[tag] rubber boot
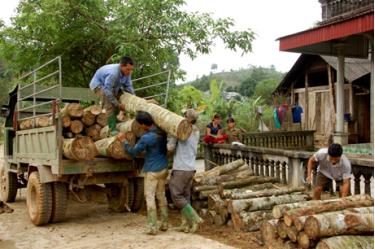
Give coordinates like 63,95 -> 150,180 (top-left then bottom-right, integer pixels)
181,204 -> 203,233
159,206 -> 168,231
176,210 -> 190,233
145,209 -> 157,235
108,114 -> 118,136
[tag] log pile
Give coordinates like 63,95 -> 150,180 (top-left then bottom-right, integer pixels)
192,160 -> 310,232
260,194 -> 374,249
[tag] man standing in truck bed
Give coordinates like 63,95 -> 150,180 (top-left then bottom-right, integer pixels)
89,56 -> 135,132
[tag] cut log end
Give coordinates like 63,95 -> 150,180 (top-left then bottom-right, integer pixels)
304,216 -> 320,240
96,113 -> 108,127
176,119 -> 193,141
277,220 -> 288,239
297,232 -> 311,249
70,120 -> 84,134
63,137 -> 98,161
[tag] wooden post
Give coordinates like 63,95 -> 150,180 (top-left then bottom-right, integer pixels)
327,65 -> 336,137
304,73 -> 309,130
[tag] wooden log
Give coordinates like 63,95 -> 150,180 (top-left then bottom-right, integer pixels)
19,116 -> 52,130
199,208 -> 208,217
219,176 -> 279,193
316,235 -> 374,249
304,213 -> 374,240
260,219 -> 279,246
200,168 -> 254,186
63,136 -> 97,161
84,105 -> 102,116
207,194 -> 223,211
61,115 -> 71,128
192,200 -> 208,210
194,159 -> 245,183
297,231 -> 312,249
100,125 -> 110,139
272,194 -> 373,220
193,185 -> 217,192
294,206 -> 374,232
82,109 -> 96,126
283,195 -> 374,226
117,119 -> 145,138
86,124 -> 102,141
277,219 -> 288,239
220,182 -> 274,198
199,189 -> 219,199
96,113 -> 107,127
70,120 -> 84,134
232,210 -> 273,232
228,193 -> 308,214
95,137 -> 132,160
61,103 -> 83,118
119,92 -> 192,140
285,225 -> 299,242
231,186 -> 305,200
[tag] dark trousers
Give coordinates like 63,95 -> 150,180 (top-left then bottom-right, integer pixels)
169,170 -> 195,209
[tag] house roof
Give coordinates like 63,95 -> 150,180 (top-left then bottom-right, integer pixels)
274,54 -> 371,93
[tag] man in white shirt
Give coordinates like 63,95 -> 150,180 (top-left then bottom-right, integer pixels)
306,143 -> 351,200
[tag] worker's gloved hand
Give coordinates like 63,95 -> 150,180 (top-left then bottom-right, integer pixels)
118,103 -> 126,111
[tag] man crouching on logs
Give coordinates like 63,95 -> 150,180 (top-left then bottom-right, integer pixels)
118,111 -> 169,235
167,109 -> 203,233
306,143 -> 351,200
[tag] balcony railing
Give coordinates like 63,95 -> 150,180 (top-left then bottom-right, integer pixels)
320,0 -> 374,22
203,144 -> 373,197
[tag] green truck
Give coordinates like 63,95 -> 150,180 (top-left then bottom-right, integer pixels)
0,57 -> 172,226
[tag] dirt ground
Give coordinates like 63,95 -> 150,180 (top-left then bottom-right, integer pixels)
0,145 -> 264,249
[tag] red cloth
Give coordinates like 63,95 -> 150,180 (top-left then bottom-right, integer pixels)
203,134 -> 228,144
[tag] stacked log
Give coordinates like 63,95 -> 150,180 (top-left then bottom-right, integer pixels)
259,195 -> 374,249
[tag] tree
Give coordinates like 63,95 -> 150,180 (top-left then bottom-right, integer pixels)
239,77 -> 256,97
254,78 -> 278,105
211,63 -> 218,72
0,0 -> 255,91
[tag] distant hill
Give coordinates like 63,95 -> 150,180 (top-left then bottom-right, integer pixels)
182,65 -> 285,94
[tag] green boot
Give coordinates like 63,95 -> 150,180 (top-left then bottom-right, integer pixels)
145,209 -> 157,235
159,206 -> 168,231
181,204 -> 203,233
108,114 -> 117,133
176,210 -> 190,233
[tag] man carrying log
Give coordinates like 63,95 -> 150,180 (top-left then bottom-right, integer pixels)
118,111 -> 168,235
167,109 -> 203,233
89,56 -> 134,133
306,143 -> 351,200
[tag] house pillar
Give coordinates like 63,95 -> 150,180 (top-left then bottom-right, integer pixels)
333,52 -> 348,145
371,42 -> 374,143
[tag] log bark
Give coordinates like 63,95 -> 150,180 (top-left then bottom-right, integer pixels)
297,232 -> 311,249
294,206 -> 374,232
220,183 -> 274,198
119,92 -> 192,140
228,193 -> 308,214
116,120 -> 145,138
304,213 -> 374,240
232,210 -> 273,232
200,168 -> 253,186
61,103 -> 83,118
82,110 -> 96,126
219,176 -> 278,192
100,125 -> 110,139
199,189 -> 219,199
194,159 -> 245,183
272,194 -> 373,220
96,113 -> 107,127
193,185 -> 217,192
70,120 -> 84,134
260,219 -> 279,246
86,124 -> 102,141
231,186 -> 305,200
61,115 -> 71,128
283,195 -> 374,226
63,136 -> 98,161
95,137 -> 132,160
277,219 -> 288,239
315,235 -> 374,249
192,200 -> 208,210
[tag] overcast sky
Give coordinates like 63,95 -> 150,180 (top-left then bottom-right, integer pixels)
0,1 -> 321,83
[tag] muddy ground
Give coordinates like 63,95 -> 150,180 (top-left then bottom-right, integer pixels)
0,145 -> 264,249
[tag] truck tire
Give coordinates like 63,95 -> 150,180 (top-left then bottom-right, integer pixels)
130,177 -> 144,212
106,180 -> 134,212
50,182 -> 68,223
26,171 -> 52,226
0,165 -> 18,202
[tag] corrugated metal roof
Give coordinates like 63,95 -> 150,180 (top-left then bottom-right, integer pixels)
321,55 -> 372,82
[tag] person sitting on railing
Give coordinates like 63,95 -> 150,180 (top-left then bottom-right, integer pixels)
89,56 -> 135,134
222,117 -> 243,144
306,143 -> 351,200
203,114 -> 227,144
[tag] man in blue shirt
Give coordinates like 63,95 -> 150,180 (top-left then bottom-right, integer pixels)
118,111 -> 168,235
90,56 -> 135,132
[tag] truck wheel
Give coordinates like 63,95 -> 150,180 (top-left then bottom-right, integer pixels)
106,180 -> 134,212
130,177 -> 144,212
0,165 -> 18,202
50,182 -> 68,223
26,171 -> 52,226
